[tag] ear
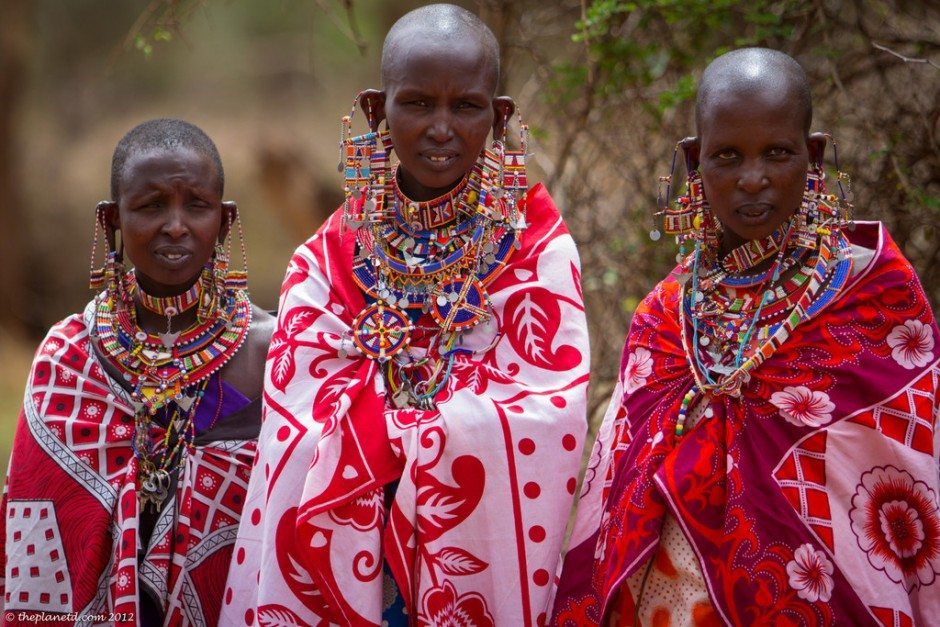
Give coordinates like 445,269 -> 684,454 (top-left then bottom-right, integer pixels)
807,132 -> 827,167
220,201 -> 237,243
99,200 -> 119,250
679,136 -> 700,172
492,96 -> 515,137
358,89 -> 386,132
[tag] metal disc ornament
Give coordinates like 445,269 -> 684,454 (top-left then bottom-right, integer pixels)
430,278 -> 488,331
351,302 -> 412,361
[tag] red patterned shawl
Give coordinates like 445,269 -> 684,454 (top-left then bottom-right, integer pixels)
552,223 -> 940,626
1,306 -> 257,626
222,184 -> 589,626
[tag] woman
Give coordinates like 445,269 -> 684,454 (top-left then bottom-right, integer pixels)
223,5 -> 589,626
1,119 -> 273,625
552,48 -> 939,626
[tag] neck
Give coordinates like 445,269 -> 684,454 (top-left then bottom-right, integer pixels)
393,167 -> 469,230
397,167 -> 466,203
128,270 -> 204,335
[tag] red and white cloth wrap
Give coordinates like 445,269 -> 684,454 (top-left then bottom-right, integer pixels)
222,183 -> 589,626
0,305 -> 257,626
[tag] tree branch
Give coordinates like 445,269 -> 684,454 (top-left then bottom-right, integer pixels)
872,42 -> 940,70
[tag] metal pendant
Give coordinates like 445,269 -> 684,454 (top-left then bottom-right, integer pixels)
140,468 -> 172,511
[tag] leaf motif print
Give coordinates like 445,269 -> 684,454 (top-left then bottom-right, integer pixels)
280,254 -> 310,297
571,260 -> 583,302
270,345 -> 296,393
504,287 -> 582,370
450,360 -> 514,394
257,604 -> 309,627
431,546 -> 489,576
283,306 -> 322,339
312,373 -> 353,422
269,306 -> 326,393
416,456 -> 485,543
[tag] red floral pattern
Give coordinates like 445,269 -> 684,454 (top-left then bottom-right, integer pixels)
223,185 -> 589,626
552,223 -> 940,626
418,580 -> 495,627
849,465 -> 940,590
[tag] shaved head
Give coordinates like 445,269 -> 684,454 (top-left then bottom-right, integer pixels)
381,3 -> 500,94
696,48 -> 812,136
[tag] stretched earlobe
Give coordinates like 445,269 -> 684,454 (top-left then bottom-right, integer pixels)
492,96 -> 515,137
98,200 -> 119,250
807,132 -> 828,168
679,137 -> 701,172
358,89 -> 387,132
220,201 -> 237,242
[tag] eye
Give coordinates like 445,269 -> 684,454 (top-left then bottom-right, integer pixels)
456,100 -> 482,110
767,147 -> 792,158
713,149 -> 738,161
407,99 -> 428,108
139,200 -> 163,210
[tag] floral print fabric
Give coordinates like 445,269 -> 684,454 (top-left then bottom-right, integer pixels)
222,184 -> 589,626
552,223 -> 940,626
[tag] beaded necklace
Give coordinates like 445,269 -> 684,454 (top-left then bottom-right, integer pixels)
675,230 -> 852,435
94,268 -> 251,509
345,153 -> 522,409
130,276 -> 200,316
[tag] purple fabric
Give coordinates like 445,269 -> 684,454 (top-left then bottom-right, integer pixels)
194,374 -> 250,434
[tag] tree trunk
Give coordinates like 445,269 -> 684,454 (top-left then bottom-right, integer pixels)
0,0 -> 31,335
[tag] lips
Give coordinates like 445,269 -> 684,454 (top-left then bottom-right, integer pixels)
420,150 -> 459,171
153,246 -> 193,266
734,202 -> 775,225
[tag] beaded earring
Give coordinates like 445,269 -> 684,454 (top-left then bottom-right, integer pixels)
792,136 -> 855,249
88,202 -> 109,291
196,208 -> 248,324
656,142 -> 719,240
224,207 -> 249,292
488,108 -> 529,239
89,202 -> 129,306
827,134 -> 855,229
656,142 -> 721,257
340,94 -> 393,229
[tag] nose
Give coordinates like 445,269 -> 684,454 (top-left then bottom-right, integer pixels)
426,108 -> 454,143
161,205 -> 188,238
736,159 -> 770,193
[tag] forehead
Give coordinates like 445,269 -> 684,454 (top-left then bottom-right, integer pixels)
119,146 -> 219,191
699,84 -> 805,143
383,36 -> 494,95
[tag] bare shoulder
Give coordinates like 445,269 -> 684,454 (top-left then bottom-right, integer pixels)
221,304 -> 276,399
248,304 -> 277,348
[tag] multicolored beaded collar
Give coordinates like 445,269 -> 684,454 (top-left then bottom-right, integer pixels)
94,269 -> 251,509
344,149 -> 521,408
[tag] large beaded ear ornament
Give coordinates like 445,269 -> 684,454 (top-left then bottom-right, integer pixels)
490,108 -> 529,240
340,93 -> 393,230
88,201 -> 129,306
653,140 -> 721,265
198,207 -> 250,325
89,201 -> 111,291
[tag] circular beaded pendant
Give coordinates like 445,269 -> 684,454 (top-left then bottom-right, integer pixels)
430,277 -> 489,331
351,302 -> 413,361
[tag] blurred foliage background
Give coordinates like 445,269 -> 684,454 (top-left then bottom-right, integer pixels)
0,0 -> 937,474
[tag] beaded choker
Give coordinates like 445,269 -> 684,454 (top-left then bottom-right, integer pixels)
392,167 -> 470,231
128,275 -> 201,317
